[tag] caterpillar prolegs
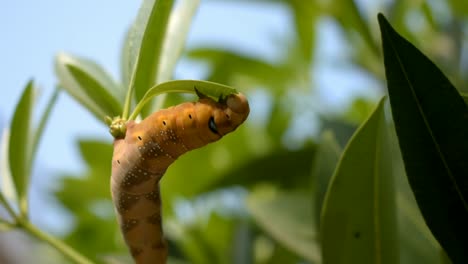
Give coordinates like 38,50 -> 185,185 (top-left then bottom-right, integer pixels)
111,93 -> 249,264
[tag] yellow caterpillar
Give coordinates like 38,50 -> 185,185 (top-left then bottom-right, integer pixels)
110,93 -> 249,263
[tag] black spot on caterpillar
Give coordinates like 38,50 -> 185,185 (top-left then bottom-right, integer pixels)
110,93 -> 249,264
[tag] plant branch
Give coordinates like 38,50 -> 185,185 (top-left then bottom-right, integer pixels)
19,219 -> 94,264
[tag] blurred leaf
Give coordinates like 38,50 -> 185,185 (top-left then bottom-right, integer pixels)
55,139 -> 121,260
169,213 -> 240,264
343,97 -> 378,124
66,64 -> 122,117
161,124 -> 255,211
125,0 -> 175,118
201,145 -> 315,192
55,53 -> 122,121
447,0 -> 468,16
327,0 -> 379,56
31,87 -> 60,163
1,129 -> 17,207
187,48 -> 293,93
8,80 -> 35,215
379,14 -> 468,263
130,79 -> 238,120
287,0 -> 317,61
56,140 -> 113,212
246,186 -> 320,263
0,220 -> 14,232
311,130 -> 341,227
321,98 -> 399,264
462,93 -> 468,104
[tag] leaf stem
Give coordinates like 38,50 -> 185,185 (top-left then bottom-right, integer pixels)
19,219 -> 94,264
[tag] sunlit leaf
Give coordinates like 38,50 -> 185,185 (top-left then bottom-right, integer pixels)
151,0 -> 201,111
124,0 -> 175,118
55,53 -> 123,121
31,88 -> 60,162
1,129 -> 17,206
321,97 -> 399,264
129,80 -> 238,120
8,80 -> 35,215
379,13 -> 468,263
246,186 -> 321,263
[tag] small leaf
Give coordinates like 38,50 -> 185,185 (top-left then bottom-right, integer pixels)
379,13 -> 468,263
129,80 -> 238,120
320,97 -> 399,264
66,64 -> 122,117
8,80 -> 35,215
55,53 -> 123,121
31,87 -> 60,165
246,186 -> 320,263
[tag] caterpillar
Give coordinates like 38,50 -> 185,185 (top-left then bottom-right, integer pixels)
110,92 -> 249,264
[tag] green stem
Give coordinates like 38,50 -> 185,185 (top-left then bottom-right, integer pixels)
19,219 -> 94,264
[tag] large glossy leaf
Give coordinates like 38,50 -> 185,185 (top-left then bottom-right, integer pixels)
389,126 -> 446,264
320,98 -> 399,264
246,186 -> 321,263
8,80 -> 35,215
379,14 -> 468,263
55,53 -> 123,121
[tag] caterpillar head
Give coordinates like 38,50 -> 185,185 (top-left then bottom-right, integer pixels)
171,92 -> 250,147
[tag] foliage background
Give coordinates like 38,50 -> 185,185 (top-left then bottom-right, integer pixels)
1,0 -> 468,263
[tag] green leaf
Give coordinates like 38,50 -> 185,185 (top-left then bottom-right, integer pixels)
151,0 -> 201,111
328,0 -> 379,56
129,80 -> 238,120
246,186 -> 321,263
200,145 -> 315,192
1,129 -> 18,208
157,0 -> 200,83
123,0 -> 175,119
187,48 -> 293,93
320,97 -> 399,264
8,80 -> 35,215
31,87 -> 60,164
378,13 -> 468,263
390,127 -> 445,264
169,213 -> 240,264
287,0 -> 317,61
462,93 -> 468,105
55,53 -> 123,121
54,139 -> 121,260
311,130 -> 341,227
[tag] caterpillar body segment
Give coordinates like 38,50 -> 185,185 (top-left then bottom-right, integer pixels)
110,93 -> 249,263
